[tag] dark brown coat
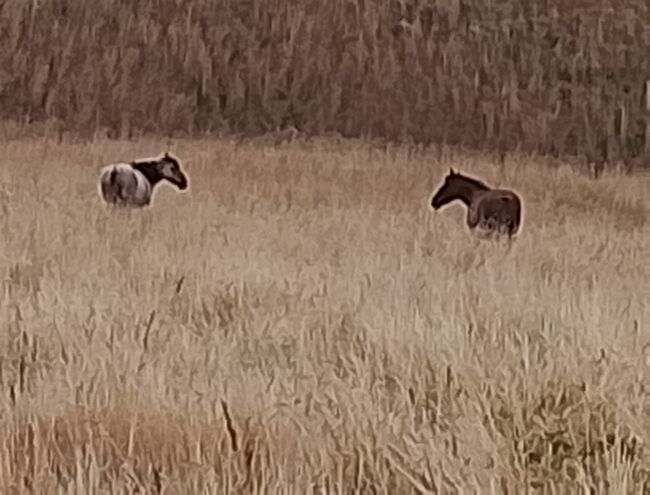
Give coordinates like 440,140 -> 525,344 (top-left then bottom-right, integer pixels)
430,169 -> 522,238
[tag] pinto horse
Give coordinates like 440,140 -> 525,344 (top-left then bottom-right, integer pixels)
99,152 -> 188,208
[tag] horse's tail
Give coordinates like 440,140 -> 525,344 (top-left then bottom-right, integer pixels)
109,168 -> 119,186
509,194 -> 523,236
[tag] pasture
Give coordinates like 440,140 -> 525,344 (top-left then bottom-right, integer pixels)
0,137 -> 648,492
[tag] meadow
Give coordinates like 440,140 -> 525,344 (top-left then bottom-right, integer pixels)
0,136 -> 647,492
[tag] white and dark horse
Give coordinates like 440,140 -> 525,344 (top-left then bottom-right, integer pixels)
99,152 -> 188,208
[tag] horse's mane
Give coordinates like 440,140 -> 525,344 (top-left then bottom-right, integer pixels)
130,154 -> 165,167
454,172 -> 491,191
130,152 -> 180,168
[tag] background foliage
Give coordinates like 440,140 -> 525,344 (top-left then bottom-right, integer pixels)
0,0 -> 649,165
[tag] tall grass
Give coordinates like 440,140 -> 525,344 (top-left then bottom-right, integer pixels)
0,0 -> 648,166
0,137 -> 647,492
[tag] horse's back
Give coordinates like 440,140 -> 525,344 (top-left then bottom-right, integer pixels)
485,189 -> 520,203
480,190 -> 520,210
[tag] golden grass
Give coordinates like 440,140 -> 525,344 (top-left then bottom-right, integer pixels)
0,136 -> 648,493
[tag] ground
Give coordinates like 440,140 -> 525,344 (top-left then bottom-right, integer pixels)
0,136 -> 648,492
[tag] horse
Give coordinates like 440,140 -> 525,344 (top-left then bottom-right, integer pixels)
430,168 -> 522,238
98,152 -> 188,208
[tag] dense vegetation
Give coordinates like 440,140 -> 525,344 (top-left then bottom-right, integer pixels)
0,0 -> 648,165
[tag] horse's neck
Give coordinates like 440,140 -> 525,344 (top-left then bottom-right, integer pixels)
132,161 -> 163,186
457,180 -> 488,206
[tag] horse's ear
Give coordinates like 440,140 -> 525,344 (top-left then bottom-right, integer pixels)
449,167 -> 456,175
164,151 -> 171,159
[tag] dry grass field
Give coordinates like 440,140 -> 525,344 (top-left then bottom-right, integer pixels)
0,136 -> 648,493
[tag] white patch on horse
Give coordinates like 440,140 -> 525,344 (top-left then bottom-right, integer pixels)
99,163 -> 152,207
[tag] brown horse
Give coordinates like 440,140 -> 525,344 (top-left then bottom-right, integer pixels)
430,168 -> 522,238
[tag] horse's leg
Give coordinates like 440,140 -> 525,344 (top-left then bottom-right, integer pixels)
481,222 -> 496,241
486,215 -> 502,240
500,217 -> 517,252
507,216 -> 520,238
467,214 -> 478,230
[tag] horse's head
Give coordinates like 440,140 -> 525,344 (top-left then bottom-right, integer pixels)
159,152 -> 188,190
430,168 -> 463,210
